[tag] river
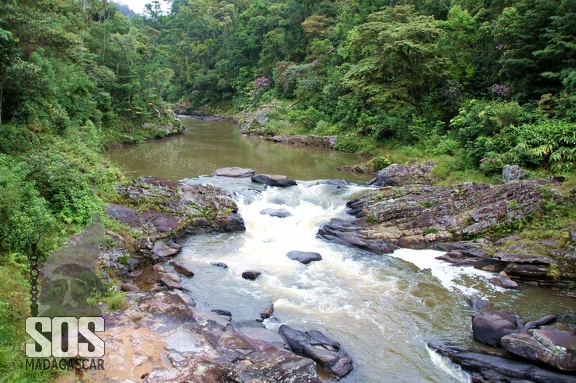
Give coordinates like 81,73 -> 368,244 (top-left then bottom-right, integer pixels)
107,117 -> 575,383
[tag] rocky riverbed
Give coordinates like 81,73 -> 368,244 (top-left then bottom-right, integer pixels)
99,162 -> 576,382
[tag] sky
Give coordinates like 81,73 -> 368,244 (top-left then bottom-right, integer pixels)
115,0 -> 171,14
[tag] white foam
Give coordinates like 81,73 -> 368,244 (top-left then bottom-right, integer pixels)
389,248 -> 504,297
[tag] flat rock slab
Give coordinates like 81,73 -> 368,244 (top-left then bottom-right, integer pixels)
286,251 -> 323,265
494,253 -> 555,264
170,260 -> 195,277
251,174 -> 297,187
213,167 -> 255,177
429,341 -> 576,383
164,329 -> 202,353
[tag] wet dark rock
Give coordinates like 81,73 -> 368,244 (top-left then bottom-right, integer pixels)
121,282 -> 140,292
428,340 -> 576,383
524,315 -> 558,331
213,167 -> 255,178
138,291 -> 195,322
279,324 -> 354,379
502,328 -> 576,372
242,270 -> 262,280
211,309 -> 232,317
260,303 -> 274,320
169,260 -> 194,277
472,310 -> 522,347
474,258 -> 507,272
468,297 -> 491,311
211,262 -> 229,269
286,251 -> 323,265
502,164 -> 528,183
223,213 -> 246,232
251,174 -> 297,187
260,208 -> 292,218
490,275 -> 519,289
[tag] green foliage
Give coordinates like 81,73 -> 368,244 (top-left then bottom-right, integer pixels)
0,254 -> 53,382
334,133 -> 361,153
511,119 -> 576,172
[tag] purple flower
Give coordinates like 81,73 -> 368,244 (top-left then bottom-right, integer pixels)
491,84 -> 511,98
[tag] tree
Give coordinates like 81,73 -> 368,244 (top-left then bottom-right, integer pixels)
342,5 -> 449,113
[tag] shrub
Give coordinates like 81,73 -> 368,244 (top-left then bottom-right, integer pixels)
511,119 -> 576,172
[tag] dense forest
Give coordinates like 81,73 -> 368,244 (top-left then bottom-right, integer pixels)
0,0 -> 575,380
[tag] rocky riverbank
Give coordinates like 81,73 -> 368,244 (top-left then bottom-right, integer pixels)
100,163 -> 575,382
318,163 -> 576,289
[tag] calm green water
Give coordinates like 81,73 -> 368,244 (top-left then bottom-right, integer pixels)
107,117 -> 371,182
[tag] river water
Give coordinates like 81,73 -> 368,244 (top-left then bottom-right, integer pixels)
108,117 -> 575,383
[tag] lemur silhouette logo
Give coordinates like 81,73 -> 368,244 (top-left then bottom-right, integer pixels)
26,218 -> 106,362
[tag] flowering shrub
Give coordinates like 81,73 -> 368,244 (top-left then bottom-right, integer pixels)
253,76 -> 270,95
491,83 -> 511,99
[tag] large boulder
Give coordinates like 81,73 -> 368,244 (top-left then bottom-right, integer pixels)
502,164 -> 527,183
286,251 -> 323,265
213,167 -> 255,178
279,324 -> 353,379
502,328 -> 576,372
251,174 -> 297,187
472,310 -> 522,346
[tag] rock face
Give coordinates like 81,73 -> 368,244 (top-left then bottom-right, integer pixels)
279,325 -> 354,379
502,328 -> 576,372
286,251 -> 323,265
82,291 -> 323,383
251,174 -> 297,187
319,179 -> 561,257
472,310 -> 522,346
104,176 -> 245,272
502,164 -> 527,183
213,167 -> 255,178
429,341 -> 576,383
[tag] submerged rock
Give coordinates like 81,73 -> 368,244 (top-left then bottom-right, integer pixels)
286,251 -> 323,265
242,270 -> 262,280
279,324 -> 354,379
251,174 -> 297,187
261,208 -> 292,218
